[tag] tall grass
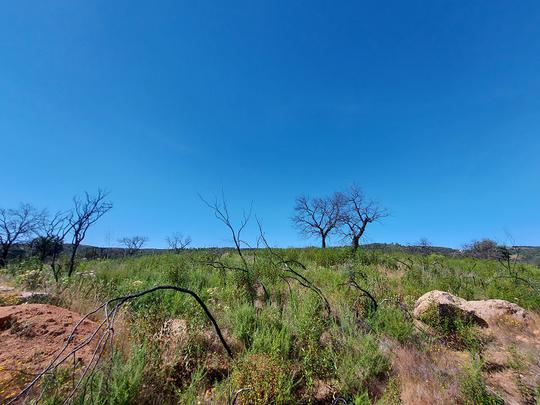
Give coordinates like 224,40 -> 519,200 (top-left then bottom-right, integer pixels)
15,247 -> 539,403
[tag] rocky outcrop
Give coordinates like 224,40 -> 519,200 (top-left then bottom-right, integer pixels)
413,290 -> 527,328
413,291 -> 540,405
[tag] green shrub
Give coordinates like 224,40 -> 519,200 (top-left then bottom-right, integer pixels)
369,304 -> 414,343
336,334 -> 389,399
460,356 -> 503,405
176,367 -> 206,403
40,345 -> 146,405
418,303 -> 484,352
250,306 -> 292,359
230,303 -> 257,347
29,247 -> 540,403
231,354 -> 294,404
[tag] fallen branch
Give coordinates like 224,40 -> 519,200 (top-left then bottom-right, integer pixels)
348,276 -> 378,313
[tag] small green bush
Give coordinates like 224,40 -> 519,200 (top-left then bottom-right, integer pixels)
369,304 -> 414,343
231,354 -> 294,404
419,304 -> 484,351
460,356 -> 503,405
230,303 -> 257,347
336,334 -> 389,399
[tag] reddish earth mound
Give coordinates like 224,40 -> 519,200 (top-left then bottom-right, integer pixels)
0,303 -> 99,402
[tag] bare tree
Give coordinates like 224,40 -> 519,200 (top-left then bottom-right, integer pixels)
338,185 -> 387,251
0,204 -> 42,267
118,235 -> 148,256
200,194 -> 261,302
33,211 -> 73,281
417,238 -> 432,254
67,190 -> 113,276
292,193 -> 343,248
200,194 -> 252,270
166,233 -> 192,253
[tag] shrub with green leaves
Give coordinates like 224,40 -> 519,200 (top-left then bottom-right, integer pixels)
418,303 -> 484,351
12,245 -> 538,404
231,354 -> 294,404
335,334 -> 389,399
369,304 -> 414,343
460,356 -> 503,405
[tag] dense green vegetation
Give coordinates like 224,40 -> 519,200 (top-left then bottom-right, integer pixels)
4,247 -> 539,404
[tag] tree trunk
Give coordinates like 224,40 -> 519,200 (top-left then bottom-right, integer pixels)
351,236 -> 360,251
321,236 -> 327,248
68,245 -> 78,277
0,245 -> 10,267
51,252 -> 59,282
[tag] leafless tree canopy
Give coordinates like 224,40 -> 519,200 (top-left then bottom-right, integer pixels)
292,193 -> 343,248
67,190 -> 113,276
338,185 -> 388,250
292,185 -> 387,250
200,193 -> 252,259
166,233 -> 192,253
118,235 -> 148,256
33,211 -> 73,279
0,204 -> 43,267
200,193 -> 260,302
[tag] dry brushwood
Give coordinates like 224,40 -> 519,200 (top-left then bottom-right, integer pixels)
256,219 -> 332,316
9,285 -> 232,405
199,194 -> 332,317
199,194 -> 267,301
346,274 -> 378,313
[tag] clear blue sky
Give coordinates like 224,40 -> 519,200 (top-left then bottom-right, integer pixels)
1,1 -> 539,248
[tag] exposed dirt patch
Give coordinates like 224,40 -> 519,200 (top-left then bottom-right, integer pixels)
0,304 -> 99,403
391,344 -> 463,404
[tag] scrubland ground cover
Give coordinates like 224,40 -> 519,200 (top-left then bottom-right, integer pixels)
2,247 -> 540,404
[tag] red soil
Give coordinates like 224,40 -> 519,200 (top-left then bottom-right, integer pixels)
0,303 -> 99,403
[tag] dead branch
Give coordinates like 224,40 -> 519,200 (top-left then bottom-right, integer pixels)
166,233 -> 192,253
256,219 -> 332,316
348,276 -> 378,312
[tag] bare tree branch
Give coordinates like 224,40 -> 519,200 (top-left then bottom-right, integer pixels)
256,218 -> 332,316
9,285 -> 232,404
166,233 -> 192,253
292,193 -> 343,248
66,190 -> 112,276
118,235 -> 148,256
199,193 -> 252,272
0,203 -> 43,267
338,184 -> 387,251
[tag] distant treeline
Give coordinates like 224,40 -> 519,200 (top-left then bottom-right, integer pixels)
6,241 -> 540,266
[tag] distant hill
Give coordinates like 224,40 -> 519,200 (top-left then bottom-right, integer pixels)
74,243 -> 540,266
360,243 -> 540,266
5,242 -> 540,266
514,246 -> 540,266
360,243 -> 459,256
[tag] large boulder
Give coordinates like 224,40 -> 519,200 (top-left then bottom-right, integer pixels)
413,290 -> 527,328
